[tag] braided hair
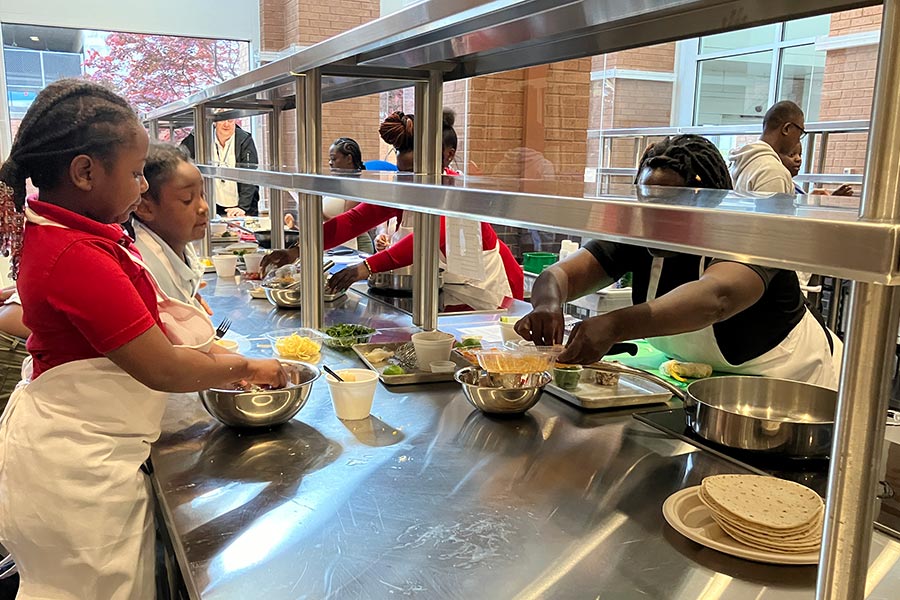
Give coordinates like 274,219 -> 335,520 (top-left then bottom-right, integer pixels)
635,134 -> 732,190
0,78 -> 141,209
331,137 -> 365,170
0,78 -> 141,277
378,111 -> 415,153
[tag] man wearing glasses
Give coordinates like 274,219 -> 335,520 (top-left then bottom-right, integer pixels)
729,100 -> 805,194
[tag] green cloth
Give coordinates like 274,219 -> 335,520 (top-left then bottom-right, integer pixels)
614,340 -> 735,389
614,340 -> 688,388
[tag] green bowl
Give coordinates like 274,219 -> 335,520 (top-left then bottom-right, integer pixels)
523,252 -> 559,274
553,366 -> 582,390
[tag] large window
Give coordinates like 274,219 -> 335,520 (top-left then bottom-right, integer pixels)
690,16 -> 829,125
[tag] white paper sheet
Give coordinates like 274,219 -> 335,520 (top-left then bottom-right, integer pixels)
444,217 -> 485,281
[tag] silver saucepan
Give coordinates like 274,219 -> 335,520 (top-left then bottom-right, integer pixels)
585,363 -> 850,459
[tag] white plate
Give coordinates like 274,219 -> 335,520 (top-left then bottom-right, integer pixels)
662,486 -> 819,565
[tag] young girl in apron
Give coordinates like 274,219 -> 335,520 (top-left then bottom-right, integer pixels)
0,79 -> 287,599
517,134 -> 840,389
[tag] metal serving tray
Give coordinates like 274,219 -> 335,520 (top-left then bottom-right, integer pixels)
352,341 -> 473,385
546,373 -> 673,410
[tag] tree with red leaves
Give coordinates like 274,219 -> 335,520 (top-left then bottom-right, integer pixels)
82,32 -> 247,115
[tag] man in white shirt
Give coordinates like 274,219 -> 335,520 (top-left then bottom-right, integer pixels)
181,119 -> 260,216
728,101 -> 805,194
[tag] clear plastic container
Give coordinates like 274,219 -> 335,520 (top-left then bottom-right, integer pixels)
264,328 -> 325,359
471,342 -> 563,373
319,324 -> 377,349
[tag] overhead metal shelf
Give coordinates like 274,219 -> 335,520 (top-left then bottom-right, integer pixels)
197,165 -> 900,284
143,0 -> 878,122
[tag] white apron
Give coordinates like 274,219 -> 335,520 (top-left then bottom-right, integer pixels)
385,214 -> 512,310
440,240 -> 511,310
644,256 -> 842,390
0,209 -> 215,599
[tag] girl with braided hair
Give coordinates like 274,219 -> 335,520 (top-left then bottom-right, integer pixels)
517,134 -> 841,389
0,79 -> 287,598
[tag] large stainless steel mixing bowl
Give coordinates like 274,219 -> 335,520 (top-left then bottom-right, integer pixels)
454,366 -> 551,415
263,284 -> 303,309
199,361 -> 320,428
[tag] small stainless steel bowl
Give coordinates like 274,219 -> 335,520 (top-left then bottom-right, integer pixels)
454,366 -> 550,415
199,361 -> 320,428
263,285 -> 303,309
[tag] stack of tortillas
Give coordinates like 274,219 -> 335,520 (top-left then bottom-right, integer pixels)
699,474 -> 824,554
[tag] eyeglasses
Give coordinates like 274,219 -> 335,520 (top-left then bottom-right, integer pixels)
788,122 -> 807,139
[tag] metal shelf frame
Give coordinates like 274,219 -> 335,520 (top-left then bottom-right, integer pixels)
144,1 -> 899,598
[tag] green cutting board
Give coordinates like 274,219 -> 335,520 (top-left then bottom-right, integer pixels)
614,340 -> 688,388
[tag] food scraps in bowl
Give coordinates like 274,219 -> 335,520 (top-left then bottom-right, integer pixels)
321,323 -> 376,348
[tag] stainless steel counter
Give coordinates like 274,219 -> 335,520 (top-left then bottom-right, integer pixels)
151,275 -> 900,599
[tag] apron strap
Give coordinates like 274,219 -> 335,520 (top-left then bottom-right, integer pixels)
804,298 -> 835,355
647,256 -> 664,301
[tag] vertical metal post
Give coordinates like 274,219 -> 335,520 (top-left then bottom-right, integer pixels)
193,105 -> 213,257
801,133 -> 816,194
268,105 -> 285,250
817,1 -> 900,598
297,69 -> 324,330
815,132 -> 830,198
411,71 -> 442,330
148,120 -> 159,142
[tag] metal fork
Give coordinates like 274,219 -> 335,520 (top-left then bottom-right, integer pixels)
215,318 -> 232,339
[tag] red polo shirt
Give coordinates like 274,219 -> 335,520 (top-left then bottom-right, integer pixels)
18,200 -> 161,379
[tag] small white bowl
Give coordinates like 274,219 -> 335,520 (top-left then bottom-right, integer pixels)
429,360 -> 457,374
214,338 -> 239,352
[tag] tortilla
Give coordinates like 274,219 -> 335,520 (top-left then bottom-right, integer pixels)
700,475 -> 823,530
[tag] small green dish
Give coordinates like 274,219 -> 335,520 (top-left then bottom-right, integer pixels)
553,365 -> 582,390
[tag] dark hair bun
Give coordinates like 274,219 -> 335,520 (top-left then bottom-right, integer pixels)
379,111 -> 415,152
442,108 -> 456,129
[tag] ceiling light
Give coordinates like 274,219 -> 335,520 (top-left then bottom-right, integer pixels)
29,36 -> 39,42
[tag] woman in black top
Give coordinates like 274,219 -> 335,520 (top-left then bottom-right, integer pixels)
516,134 -> 841,388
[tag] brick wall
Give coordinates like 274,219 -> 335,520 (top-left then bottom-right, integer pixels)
587,43 -> 677,184
259,0 -> 382,171
817,6 -> 881,196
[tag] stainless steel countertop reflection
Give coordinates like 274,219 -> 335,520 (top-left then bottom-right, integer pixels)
151,275 -> 900,599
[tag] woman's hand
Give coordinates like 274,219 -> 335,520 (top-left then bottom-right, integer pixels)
515,305 -> 565,346
225,207 -> 246,218
831,184 -> 854,197
374,233 -> 392,252
245,358 -> 289,388
327,262 -> 370,292
556,315 -> 618,364
260,247 -> 300,272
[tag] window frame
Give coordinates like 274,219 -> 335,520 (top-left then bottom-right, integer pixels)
673,21 -> 825,126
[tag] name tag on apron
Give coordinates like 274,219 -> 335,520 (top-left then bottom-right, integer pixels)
444,217 -> 485,281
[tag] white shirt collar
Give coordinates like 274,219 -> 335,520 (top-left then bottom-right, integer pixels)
132,220 -> 204,307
